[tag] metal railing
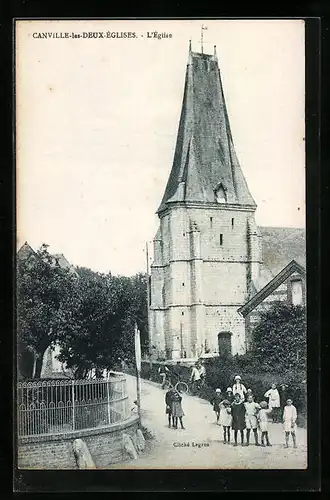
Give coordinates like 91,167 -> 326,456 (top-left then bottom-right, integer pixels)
17,376 -> 131,438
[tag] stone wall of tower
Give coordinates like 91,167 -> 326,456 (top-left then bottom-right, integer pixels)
186,205 -> 259,356
247,216 -> 262,287
204,306 -> 246,354
149,209 -> 192,358
149,203 -> 261,359
166,207 -> 193,358
149,220 -> 166,354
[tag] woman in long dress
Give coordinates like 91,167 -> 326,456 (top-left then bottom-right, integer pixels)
232,375 -> 247,401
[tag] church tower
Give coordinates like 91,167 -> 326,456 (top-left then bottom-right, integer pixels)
149,43 -> 262,360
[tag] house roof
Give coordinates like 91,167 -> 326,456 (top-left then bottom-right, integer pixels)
157,48 -> 256,214
17,243 -> 79,277
238,259 -> 306,318
51,253 -> 80,277
17,242 -> 37,261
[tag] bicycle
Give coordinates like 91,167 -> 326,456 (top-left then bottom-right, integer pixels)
164,376 -> 189,394
175,380 -> 189,394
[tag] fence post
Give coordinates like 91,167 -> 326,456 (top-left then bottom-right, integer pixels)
71,380 -> 75,431
106,380 -> 111,425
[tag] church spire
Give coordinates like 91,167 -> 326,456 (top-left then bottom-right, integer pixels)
188,39 -> 192,64
157,45 -> 256,214
213,45 -> 218,61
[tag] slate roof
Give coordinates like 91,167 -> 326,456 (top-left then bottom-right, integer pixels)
157,49 -> 256,213
17,243 -> 79,277
51,253 -> 80,277
255,226 -> 306,291
17,242 -> 37,262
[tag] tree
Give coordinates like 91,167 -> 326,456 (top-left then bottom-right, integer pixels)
250,302 -> 307,372
55,270 -> 148,377
17,244 -> 78,378
18,244 -> 150,379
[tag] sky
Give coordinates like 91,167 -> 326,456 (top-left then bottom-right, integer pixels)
16,19 -> 305,276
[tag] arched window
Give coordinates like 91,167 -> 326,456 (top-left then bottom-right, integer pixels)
215,184 -> 227,203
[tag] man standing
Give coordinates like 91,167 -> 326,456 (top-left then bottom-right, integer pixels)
190,363 -> 201,394
171,361 -> 182,386
199,362 -> 206,384
158,365 -> 169,389
279,384 -> 288,412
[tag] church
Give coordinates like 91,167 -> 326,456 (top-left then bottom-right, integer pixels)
148,42 -> 305,361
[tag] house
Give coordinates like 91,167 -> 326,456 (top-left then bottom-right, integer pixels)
238,259 -> 306,350
49,253 -> 80,278
17,242 -> 78,378
17,241 -> 38,267
17,242 -> 79,277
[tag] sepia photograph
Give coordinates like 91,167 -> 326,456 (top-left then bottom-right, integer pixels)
15,19 -> 307,473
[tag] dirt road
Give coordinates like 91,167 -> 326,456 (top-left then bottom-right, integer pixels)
114,374 -> 307,470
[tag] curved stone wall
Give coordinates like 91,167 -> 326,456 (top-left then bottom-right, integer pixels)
17,414 -> 139,469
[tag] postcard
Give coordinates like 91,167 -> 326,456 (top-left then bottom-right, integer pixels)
15,19 -> 309,476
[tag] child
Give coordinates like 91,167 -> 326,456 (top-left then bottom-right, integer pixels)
231,392 -> 246,446
245,388 -> 253,401
219,399 -> 232,444
258,401 -> 272,446
244,394 -> 261,446
264,383 -> 281,423
165,387 -> 175,428
171,389 -> 185,429
210,388 -> 223,424
283,398 -> 297,448
225,387 -> 234,404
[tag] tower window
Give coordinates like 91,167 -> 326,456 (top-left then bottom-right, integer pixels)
220,234 -> 223,246
215,184 -> 227,203
181,311 -> 184,316
182,282 -> 185,287
210,217 -> 213,229
231,218 -> 234,228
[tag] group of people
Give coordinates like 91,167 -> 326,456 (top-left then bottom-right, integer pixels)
210,376 -> 298,448
160,366 -> 298,449
158,361 -> 206,391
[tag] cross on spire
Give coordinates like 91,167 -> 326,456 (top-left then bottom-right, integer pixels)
200,24 -> 208,54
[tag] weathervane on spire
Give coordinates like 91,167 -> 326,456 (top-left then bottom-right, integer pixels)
200,24 -> 208,54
